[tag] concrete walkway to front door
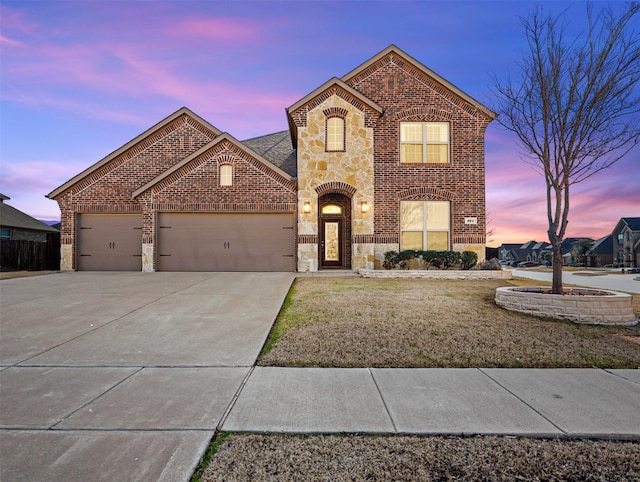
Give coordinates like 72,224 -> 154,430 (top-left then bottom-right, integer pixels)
0,271 -> 295,482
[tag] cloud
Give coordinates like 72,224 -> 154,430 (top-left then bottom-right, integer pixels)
1,160 -> 78,194
168,17 -> 267,42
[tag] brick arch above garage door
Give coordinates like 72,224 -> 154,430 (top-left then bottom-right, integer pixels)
156,212 -> 295,272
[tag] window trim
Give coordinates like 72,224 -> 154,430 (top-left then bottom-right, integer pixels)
400,201 -> 450,251
400,121 -> 450,164
325,116 -> 346,152
219,164 -> 233,186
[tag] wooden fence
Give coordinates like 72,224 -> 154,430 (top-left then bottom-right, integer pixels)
0,234 -> 60,271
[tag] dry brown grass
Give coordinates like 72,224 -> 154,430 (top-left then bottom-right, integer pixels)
258,278 -> 640,368
200,434 -> 640,481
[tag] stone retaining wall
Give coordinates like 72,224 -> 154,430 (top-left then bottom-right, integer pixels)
495,286 -> 638,326
359,269 -> 512,280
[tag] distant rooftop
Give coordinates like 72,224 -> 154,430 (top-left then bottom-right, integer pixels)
0,195 -> 59,232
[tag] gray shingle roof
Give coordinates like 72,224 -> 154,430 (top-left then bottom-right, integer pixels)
242,131 -> 297,178
587,234 -> 612,255
0,202 -> 59,232
621,217 -> 640,231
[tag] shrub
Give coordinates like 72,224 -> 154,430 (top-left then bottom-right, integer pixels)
383,249 -> 467,270
430,258 -> 444,269
383,251 -> 399,269
461,251 -> 478,270
438,250 -> 461,268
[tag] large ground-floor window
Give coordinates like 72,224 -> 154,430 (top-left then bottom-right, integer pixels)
401,201 -> 450,250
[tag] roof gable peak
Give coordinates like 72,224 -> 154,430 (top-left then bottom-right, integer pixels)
286,77 -> 382,148
47,107 -> 222,200
342,44 -> 496,120
132,132 -> 295,199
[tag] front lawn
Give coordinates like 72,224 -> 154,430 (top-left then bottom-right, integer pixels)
199,434 -> 640,482
258,277 -> 640,368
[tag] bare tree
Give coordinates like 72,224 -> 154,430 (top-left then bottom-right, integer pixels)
493,2 -> 640,293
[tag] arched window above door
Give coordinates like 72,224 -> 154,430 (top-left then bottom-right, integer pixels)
321,204 -> 342,215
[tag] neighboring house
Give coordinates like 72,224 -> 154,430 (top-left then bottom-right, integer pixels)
585,235 -> 613,267
498,243 -> 524,263
498,241 -> 551,264
612,217 -> 640,268
558,237 -> 587,266
47,45 -> 496,272
0,194 -> 60,270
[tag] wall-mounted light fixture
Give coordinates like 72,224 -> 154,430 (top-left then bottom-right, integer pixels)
360,201 -> 369,213
303,201 -> 311,214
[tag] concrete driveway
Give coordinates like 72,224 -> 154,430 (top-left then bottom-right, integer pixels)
0,272 -> 294,482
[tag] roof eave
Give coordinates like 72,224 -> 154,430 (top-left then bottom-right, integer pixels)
341,44 -> 497,120
47,107 -> 222,200
286,77 -> 383,118
132,133 -> 295,199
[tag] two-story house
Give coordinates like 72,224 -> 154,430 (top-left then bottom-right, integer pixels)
612,217 -> 640,268
47,45 -> 496,272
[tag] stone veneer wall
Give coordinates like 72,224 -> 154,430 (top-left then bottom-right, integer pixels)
360,269 -> 512,279
495,286 -> 637,325
296,94 -> 375,271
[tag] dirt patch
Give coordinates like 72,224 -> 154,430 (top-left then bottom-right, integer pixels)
200,434 -> 640,481
259,278 -> 640,368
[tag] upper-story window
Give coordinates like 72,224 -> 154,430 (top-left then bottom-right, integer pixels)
326,117 -> 345,152
617,233 -> 624,245
400,122 -> 449,163
220,164 -> 233,186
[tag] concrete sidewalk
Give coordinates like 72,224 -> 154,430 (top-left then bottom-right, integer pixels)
223,367 -> 640,439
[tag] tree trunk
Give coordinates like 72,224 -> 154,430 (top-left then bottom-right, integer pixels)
551,240 -> 563,293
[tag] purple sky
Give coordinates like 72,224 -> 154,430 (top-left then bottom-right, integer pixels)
1,1 -> 638,245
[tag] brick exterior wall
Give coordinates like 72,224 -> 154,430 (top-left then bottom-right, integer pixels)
135,139 -> 297,271
344,53 -> 493,260
50,48 -> 494,272
54,115 -> 217,269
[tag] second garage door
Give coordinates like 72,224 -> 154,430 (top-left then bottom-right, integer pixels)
157,212 -> 295,272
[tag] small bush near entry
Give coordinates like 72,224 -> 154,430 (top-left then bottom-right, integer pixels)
461,250 -> 478,270
383,250 -> 478,270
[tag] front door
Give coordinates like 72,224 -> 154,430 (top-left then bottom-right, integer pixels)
320,218 -> 343,267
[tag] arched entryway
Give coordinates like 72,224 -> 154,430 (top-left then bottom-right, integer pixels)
318,193 -> 352,269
